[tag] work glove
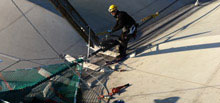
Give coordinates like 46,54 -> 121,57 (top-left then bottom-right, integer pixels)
107,29 -> 112,33
152,12 -> 159,18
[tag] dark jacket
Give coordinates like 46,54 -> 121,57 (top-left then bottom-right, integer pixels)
112,11 -> 136,33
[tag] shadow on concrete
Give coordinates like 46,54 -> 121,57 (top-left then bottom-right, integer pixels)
133,1 -> 220,56
137,41 -> 220,57
159,1 -> 220,41
118,83 -> 220,99
28,0 -> 61,16
135,31 -> 211,56
154,97 -> 180,103
130,0 -> 219,50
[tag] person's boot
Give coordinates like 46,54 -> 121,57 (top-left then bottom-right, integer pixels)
116,54 -> 127,62
133,34 -> 136,40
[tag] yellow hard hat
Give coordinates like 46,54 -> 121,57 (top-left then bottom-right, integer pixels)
108,5 -> 117,12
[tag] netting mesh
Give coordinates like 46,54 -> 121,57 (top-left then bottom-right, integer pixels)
0,60 -> 82,103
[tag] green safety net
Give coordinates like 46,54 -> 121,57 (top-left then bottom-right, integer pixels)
0,59 -> 83,103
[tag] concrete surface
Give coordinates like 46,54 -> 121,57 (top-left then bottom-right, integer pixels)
0,0 -> 208,71
106,0 -> 220,103
0,0 -> 88,71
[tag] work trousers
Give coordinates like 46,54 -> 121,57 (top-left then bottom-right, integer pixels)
118,33 -> 128,58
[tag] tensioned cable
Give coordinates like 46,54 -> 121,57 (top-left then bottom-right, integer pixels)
11,0 -> 108,91
139,2 -> 220,51
114,2 -> 220,99
0,52 -> 60,62
11,1 -> 109,102
138,0 -> 179,27
67,1 -> 220,102
50,1 -> 110,100
4,0 -> 63,72
63,39 -> 83,52
11,0 -> 61,57
130,0 -> 160,16
61,60 -> 108,103
0,6 -> 35,34
0,52 -> 60,72
0,51 -> 60,63
129,1 -> 220,52
0,60 -> 20,72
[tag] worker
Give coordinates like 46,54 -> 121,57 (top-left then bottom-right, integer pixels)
107,4 -> 137,60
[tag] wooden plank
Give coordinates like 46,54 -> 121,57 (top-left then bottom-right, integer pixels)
90,46 -> 119,58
